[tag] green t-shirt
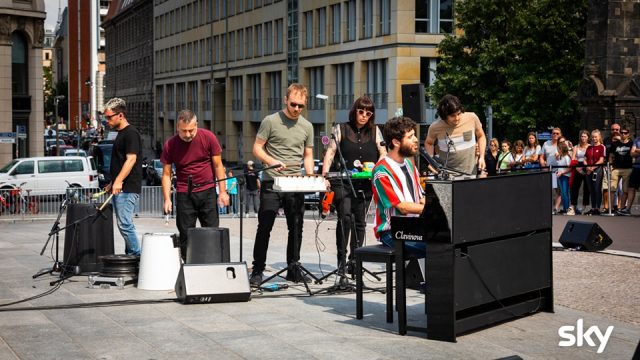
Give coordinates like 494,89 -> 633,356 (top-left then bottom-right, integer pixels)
257,111 -> 314,180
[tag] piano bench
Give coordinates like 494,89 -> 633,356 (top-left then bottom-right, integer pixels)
355,244 -> 395,323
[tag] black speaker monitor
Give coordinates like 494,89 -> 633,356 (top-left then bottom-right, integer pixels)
186,227 -> 230,264
401,83 -> 426,124
175,263 -> 251,304
63,203 -> 115,274
559,221 -> 612,251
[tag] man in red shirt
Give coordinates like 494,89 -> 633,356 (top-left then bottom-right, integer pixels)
161,110 -> 229,260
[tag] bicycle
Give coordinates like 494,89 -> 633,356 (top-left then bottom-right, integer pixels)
2,182 -> 39,215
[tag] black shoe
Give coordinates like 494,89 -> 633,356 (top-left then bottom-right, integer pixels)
345,261 -> 355,276
249,272 -> 263,287
285,267 -> 311,283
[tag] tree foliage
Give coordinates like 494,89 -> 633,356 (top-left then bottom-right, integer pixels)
429,0 -> 588,141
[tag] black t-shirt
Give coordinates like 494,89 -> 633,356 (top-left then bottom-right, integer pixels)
245,170 -> 259,191
609,139 -> 633,168
110,125 -> 143,193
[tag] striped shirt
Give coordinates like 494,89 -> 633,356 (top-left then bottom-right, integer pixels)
372,156 -> 423,238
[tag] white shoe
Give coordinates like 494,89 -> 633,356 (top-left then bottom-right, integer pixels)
566,207 -> 575,216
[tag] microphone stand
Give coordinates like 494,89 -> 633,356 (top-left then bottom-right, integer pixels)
33,198 -> 69,279
420,147 -> 471,180
217,164 -> 278,262
313,131 -> 381,294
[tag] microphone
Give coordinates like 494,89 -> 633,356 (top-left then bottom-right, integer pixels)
419,147 -> 442,171
445,132 -> 456,151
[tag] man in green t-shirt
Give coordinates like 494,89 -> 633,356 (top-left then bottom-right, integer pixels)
249,83 -> 315,287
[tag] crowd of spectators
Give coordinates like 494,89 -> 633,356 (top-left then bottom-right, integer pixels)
484,125 -> 639,216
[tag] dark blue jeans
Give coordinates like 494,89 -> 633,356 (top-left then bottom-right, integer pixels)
252,181 -> 305,273
176,187 -> 219,260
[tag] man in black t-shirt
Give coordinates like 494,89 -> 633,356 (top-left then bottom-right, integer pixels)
244,160 -> 261,215
104,98 -> 142,256
609,127 -> 633,214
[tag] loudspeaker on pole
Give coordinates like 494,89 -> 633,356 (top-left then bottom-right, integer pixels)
175,262 -> 251,304
401,83 -> 426,124
559,221 -> 612,251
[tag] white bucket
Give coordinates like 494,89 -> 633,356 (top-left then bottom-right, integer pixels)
137,233 -> 182,290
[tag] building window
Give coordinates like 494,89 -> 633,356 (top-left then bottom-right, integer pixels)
267,71 -> 282,110
232,76 -> 243,111
246,27 -> 253,58
221,33 -> 227,62
416,0 -> 454,34
167,84 -> 175,111
275,18 -> 284,53
228,31 -> 235,61
287,0 -> 299,84
156,85 -> 164,113
188,81 -> 198,111
308,67 -> 325,110
317,7 -> 326,46
361,0 -> 373,39
344,0 -> 355,41
379,0 -> 391,35
334,63 -> 354,110
177,83 -> 186,110
12,32 -> 28,95
265,21 -> 273,55
255,24 -> 263,56
237,29 -> 244,60
202,80 -> 211,111
248,74 -> 261,111
366,59 -> 387,108
330,4 -> 340,44
303,11 -> 313,49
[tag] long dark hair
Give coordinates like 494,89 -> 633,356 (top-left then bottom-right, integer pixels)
348,96 -> 376,129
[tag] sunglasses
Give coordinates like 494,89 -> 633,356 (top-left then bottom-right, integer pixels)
552,132 -> 560,135
621,131 -> 629,134
104,113 -> 120,120
357,109 -> 373,118
289,102 -> 305,109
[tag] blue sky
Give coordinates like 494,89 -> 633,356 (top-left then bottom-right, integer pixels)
45,0 -> 68,31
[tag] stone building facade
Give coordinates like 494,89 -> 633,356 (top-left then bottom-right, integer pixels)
103,0 -> 154,157
0,0 -> 45,163
578,0 -> 640,136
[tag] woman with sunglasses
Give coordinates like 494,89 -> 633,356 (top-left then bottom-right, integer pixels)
609,127 -> 634,215
484,138 -> 500,176
322,96 -> 387,278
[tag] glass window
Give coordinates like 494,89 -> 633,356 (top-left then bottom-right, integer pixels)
379,0 -> 391,35
317,7 -> 326,46
331,4 -> 341,44
15,161 -> 35,175
304,11 -> 313,48
11,32 -> 28,95
275,18 -> 284,53
361,0 -> 373,39
345,0 -> 355,41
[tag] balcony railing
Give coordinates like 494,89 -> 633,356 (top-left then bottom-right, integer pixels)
268,97 -> 282,111
231,99 -> 243,111
248,98 -> 261,111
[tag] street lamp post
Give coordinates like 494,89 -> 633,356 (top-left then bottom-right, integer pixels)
54,95 -> 65,156
316,94 -> 330,137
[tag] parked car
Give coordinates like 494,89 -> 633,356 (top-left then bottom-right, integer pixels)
62,148 -> 87,157
0,156 -> 99,196
93,143 -> 113,187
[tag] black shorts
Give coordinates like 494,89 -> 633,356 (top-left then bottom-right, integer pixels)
629,168 -> 640,189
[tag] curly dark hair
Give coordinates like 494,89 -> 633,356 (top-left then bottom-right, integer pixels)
347,96 -> 376,129
436,94 -> 465,120
382,117 -> 416,150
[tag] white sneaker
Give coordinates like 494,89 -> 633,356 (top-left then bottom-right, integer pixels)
566,207 -> 575,216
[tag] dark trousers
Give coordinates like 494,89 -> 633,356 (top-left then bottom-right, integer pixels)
570,171 -> 590,208
331,179 -> 371,266
585,168 -> 604,209
176,187 -> 219,260
252,181 -> 305,274
245,189 -> 260,213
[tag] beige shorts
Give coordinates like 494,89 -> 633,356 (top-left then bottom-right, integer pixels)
610,168 -> 632,192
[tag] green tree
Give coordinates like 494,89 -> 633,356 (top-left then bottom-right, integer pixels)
430,0 -> 588,141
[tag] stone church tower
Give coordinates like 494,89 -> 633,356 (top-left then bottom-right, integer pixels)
578,0 -> 640,135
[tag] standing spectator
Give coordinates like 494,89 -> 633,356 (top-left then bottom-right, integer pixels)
610,128 -> 633,214
621,133 -> 640,216
161,110 -> 229,260
226,169 -> 238,214
603,123 -> 622,211
497,139 -> 514,173
244,160 -> 261,216
569,130 -> 591,215
540,128 -> 562,207
523,132 -> 541,168
555,142 -> 572,214
510,139 -> 526,170
249,83 -> 315,287
584,130 -> 606,215
484,138 -> 500,176
103,98 -> 142,256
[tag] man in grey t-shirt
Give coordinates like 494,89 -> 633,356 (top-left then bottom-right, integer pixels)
249,83 -> 315,287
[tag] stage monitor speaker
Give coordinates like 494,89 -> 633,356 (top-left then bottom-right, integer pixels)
175,263 -> 251,304
559,221 -> 612,251
63,203 -> 114,274
186,227 -> 230,264
401,83 -> 426,124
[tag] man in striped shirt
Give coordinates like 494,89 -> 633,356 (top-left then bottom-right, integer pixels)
372,116 -> 425,255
